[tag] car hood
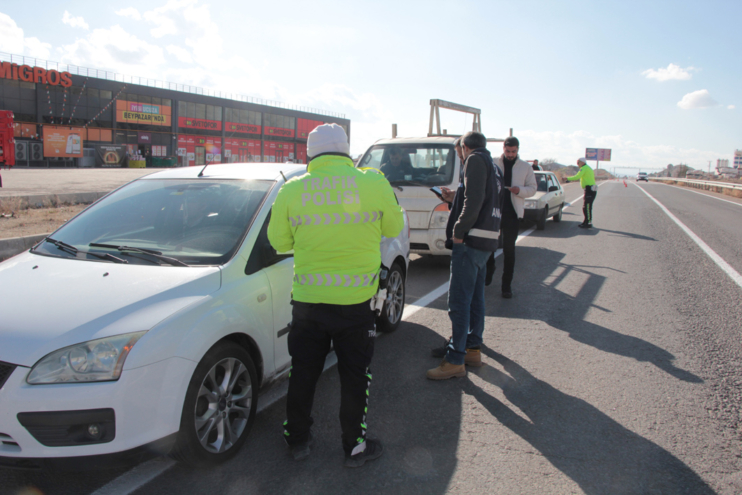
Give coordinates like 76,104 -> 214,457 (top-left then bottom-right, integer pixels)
0,252 -> 221,367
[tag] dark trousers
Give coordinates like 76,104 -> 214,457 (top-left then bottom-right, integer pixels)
500,213 -> 520,291
285,299 -> 376,455
583,187 -> 597,224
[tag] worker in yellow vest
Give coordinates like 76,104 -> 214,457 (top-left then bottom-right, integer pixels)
268,124 -> 404,467
566,157 -> 597,228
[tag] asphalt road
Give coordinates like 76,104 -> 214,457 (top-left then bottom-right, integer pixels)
3,180 -> 742,494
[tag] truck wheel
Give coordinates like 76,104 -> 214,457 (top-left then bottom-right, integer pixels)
376,262 -> 405,333
536,206 -> 548,230
170,341 -> 257,467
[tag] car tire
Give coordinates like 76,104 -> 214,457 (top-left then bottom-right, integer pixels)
552,203 -> 563,222
170,341 -> 258,467
536,206 -> 548,230
376,262 -> 405,333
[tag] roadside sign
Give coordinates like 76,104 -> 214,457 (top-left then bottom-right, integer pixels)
586,148 -> 611,161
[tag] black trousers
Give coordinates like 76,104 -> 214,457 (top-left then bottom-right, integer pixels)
500,213 -> 520,291
583,187 -> 597,224
285,299 -> 376,454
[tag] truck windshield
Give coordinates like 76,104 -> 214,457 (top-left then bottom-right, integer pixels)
358,144 -> 455,186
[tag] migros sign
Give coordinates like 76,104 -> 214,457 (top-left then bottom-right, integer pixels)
0,62 -> 73,87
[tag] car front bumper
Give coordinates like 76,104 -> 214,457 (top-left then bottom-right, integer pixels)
0,356 -> 195,460
409,228 -> 451,255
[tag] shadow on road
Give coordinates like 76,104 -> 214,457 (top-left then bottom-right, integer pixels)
139,322 -> 461,495
465,351 -> 715,494
491,246 -> 702,384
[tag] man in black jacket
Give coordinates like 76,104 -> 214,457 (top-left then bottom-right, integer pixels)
427,132 -> 502,379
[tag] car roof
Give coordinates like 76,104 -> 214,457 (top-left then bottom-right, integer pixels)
373,136 -> 457,145
140,163 -> 308,181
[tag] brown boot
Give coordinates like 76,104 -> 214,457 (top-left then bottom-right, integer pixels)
465,348 -> 482,367
426,360 -> 466,380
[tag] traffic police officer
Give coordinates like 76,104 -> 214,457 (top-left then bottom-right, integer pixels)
566,157 -> 597,228
268,124 -> 404,466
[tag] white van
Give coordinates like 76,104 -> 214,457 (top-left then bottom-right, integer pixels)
357,137 -> 460,255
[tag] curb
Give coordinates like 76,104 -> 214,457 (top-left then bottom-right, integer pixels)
0,233 -> 49,262
0,191 -> 109,208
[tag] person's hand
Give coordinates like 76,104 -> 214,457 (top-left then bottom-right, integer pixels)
507,186 -> 520,195
440,186 -> 455,203
452,237 -> 464,244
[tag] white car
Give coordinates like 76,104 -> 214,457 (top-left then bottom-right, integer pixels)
357,137 -> 460,255
522,171 -> 565,230
0,163 -> 409,469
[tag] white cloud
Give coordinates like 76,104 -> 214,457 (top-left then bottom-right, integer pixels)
142,0 -> 198,38
115,8 -> 142,21
57,25 -> 166,78
0,13 -> 51,59
166,45 -> 192,63
677,89 -> 719,110
62,11 -> 89,30
642,63 -> 695,81
728,105 -> 735,110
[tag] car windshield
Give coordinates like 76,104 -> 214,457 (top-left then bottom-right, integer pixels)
535,173 -> 549,192
32,179 -> 273,266
358,144 -> 455,186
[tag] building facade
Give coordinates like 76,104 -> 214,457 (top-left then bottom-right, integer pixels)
0,54 -> 349,167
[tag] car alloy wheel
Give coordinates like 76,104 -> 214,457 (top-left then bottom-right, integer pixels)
171,341 -> 257,466
377,262 -> 405,333
195,357 -> 252,454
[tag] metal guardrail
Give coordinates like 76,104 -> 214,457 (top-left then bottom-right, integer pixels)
648,177 -> 742,191
0,52 -> 346,119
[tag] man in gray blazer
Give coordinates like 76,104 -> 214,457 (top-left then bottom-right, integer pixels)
492,137 -> 537,298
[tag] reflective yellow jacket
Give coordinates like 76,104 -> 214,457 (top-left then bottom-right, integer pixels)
268,154 -> 405,305
567,164 -> 596,189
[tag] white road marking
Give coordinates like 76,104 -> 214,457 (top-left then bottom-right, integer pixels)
634,183 -> 742,290
647,181 -> 742,208
91,188 -> 592,495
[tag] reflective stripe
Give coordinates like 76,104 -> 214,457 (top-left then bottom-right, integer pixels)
289,211 -> 383,226
468,228 -> 499,239
294,271 -> 379,287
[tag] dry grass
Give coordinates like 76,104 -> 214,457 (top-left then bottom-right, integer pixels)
657,179 -> 742,199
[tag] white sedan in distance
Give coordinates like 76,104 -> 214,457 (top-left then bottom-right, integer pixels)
0,163 -> 409,469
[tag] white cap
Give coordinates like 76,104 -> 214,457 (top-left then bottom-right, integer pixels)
578,157 -> 587,164
307,124 -> 350,158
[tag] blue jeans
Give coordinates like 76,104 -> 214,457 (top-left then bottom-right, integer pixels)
445,243 -> 492,365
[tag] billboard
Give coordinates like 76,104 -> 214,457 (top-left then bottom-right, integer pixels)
94,145 -> 126,167
585,148 -> 611,161
43,125 -> 84,158
116,100 -> 172,126
178,117 -> 222,131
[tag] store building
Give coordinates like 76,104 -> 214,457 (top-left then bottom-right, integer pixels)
0,53 -> 349,167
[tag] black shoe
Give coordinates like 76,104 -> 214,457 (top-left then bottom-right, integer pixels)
431,338 -> 451,358
578,223 -> 592,229
288,433 -> 313,461
344,439 -> 384,468
502,290 -> 512,299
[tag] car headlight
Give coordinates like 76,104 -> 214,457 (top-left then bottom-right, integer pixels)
429,209 -> 449,228
27,331 -> 147,384
524,199 -> 538,209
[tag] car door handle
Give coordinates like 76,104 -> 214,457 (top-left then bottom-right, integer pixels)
258,293 -> 267,302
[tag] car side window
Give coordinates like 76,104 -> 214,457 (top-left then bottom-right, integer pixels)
245,211 -> 293,276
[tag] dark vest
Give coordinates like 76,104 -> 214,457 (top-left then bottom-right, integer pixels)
445,148 -> 503,252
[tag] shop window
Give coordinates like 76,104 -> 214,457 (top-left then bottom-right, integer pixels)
196,103 -> 206,119
152,97 -> 161,105
250,111 -> 261,125
240,109 -> 249,124
101,90 -> 112,100
178,101 -> 187,117
206,105 -> 214,121
139,95 -> 152,104
214,106 -> 222,121
187,102 -> 196,118
162,99 -> 171,107
87,88 -> 99,98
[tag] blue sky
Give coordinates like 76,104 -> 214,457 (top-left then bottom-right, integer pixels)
1,0 -> 739,173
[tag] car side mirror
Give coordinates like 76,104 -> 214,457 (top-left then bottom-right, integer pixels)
548,185 -> 559,192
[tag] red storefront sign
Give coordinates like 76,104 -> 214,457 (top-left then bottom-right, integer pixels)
177,135 -> 222,166
263,140 -> 295,163
224,138 -> 262,163
178,117 -> 222,131
0,62 -> 72,87
297,119 -> 324,140
264,126 -> 295,138
225,122 -> 261,135
296,143 -> 308,163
